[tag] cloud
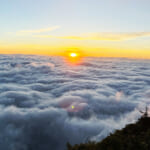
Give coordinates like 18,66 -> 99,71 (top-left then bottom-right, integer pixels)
33,32 -> 150,41
0,55 -> 150,150
16,26 -> 60,35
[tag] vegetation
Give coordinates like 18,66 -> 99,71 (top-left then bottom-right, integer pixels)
67,109 -> 150,150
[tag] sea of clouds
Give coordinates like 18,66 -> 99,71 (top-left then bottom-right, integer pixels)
0,54 -> 150,150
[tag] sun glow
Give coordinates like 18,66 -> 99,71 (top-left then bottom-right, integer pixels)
69,52 -> 78,58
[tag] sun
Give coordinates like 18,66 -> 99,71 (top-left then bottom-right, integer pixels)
69,52 -> 78,58
64,51 -> 82,65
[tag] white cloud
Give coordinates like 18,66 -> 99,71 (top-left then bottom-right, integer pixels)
33,32 -> 150,41
16,26 -> 60,35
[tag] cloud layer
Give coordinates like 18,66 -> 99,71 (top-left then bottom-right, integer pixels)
0,55 -> 150,150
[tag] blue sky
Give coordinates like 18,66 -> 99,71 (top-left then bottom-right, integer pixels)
1,0 -> 150,32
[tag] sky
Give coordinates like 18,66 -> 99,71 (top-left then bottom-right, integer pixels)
0,0 -> 150,58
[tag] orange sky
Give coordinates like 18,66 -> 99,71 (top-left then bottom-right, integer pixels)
0,43 -> 150,59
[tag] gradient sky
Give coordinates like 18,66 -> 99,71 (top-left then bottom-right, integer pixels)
0,0 -> 150,58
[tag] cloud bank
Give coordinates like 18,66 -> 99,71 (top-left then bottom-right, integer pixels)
0,55 -> 150,150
